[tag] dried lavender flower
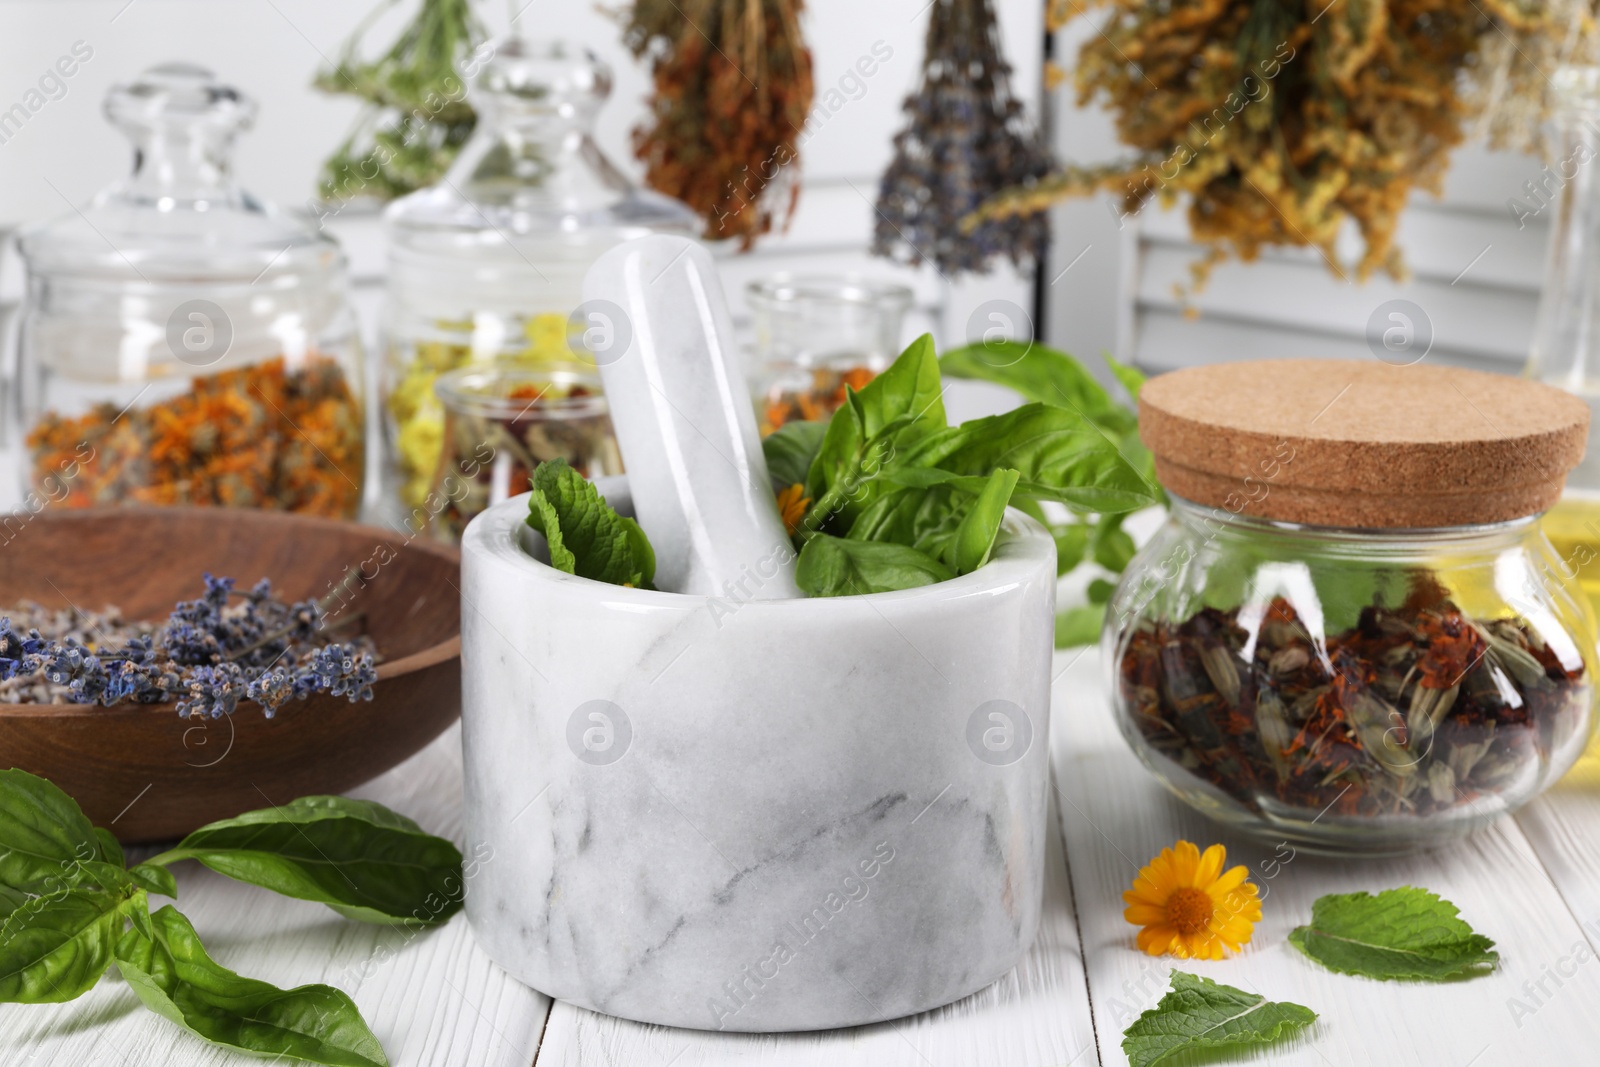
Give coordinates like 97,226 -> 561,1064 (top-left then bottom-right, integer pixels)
872,0 -> 1050,276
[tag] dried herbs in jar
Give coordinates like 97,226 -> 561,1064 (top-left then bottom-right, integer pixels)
1108,359 -> 1596,853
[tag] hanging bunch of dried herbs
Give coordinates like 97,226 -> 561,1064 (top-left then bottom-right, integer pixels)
620,0 -> 814,247
313,0 -> 487,203
969,0 -> 1599,289
874,0 -> 1051,276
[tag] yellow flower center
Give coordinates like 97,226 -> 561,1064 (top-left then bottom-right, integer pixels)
1166,887 -> 1214,935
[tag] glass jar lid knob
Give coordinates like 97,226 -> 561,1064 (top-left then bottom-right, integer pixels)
104,62 -> 256,207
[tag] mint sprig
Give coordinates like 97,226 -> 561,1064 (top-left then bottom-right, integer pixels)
526,457 -> 656,588
1122,972 -> 1317,1067
1288,886 -> 1499,980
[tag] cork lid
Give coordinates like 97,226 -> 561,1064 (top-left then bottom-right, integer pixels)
1138,359 -> 1590,528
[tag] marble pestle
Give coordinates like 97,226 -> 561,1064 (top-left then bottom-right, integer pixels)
582,235 -> 801,599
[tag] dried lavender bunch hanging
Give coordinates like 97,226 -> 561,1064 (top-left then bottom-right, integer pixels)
873,0 -> 1050,276
0,575 -> 377,720
621,0 -> 814,247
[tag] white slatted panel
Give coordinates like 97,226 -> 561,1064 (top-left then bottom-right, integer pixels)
1124,147 -> 1551,374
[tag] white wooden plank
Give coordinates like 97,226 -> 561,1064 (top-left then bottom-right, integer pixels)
531,793 -> 1100,1067
0,724 -> 552,1067
1052,648 -> 1600,1065
1513,760 -> 1600,948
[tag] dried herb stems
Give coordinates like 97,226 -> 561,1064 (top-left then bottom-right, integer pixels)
622,0 -> 814,247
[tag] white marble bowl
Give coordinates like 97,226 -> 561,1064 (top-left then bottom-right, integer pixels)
458,481 -> 1056,1032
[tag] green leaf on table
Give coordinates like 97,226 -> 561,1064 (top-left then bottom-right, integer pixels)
763,419 -> 827,490
1121,972 -> 1316,1067
796,535 -> 954,597
0,768 -> 110,892
0,885 -> 139,1003
941,341 -> 1135,434
1055,605 -> 1106,649
526,458 -> 656,589
903,404 -> 1157,515
949,468 -> 1020,575
1288,887 -> 1499,980
149,795 -> 464,927
1104,353 -> 1146,402
116,906 -> 388,1067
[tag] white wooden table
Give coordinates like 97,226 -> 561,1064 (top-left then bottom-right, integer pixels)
7,647 -> 1600,1066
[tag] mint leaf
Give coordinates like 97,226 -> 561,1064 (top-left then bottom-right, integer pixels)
796,535 -> 953,596
1122,972 -> 1316,1067
526,459 -> 656,589
1288,887 -> 1499,980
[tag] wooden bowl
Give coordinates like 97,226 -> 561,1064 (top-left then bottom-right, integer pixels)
0,508 -> 461,843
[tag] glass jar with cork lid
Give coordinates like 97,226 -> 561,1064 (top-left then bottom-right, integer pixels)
1106,359 -> 1596,854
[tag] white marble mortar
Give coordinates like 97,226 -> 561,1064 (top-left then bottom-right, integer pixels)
459,480 -> 1056,1032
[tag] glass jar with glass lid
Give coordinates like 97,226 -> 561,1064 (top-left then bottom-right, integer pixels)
1107,359 -> 1595,854
381,35 -> 697,513
15,63 -> 365,518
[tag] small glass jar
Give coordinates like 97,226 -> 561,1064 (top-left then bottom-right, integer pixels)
423,365 -> 620,542
747,275 -> 912,435
15,63 -> 365,517
1108,359 -> 1597,854
382,36 -> 696,511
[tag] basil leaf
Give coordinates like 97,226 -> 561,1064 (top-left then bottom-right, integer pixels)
0,768 -> 106,892
93,828 -> 124,869
941,341 -> 1135,434
848,485 -> 967,558
1091,512 -> 1138,572
117,906 -> 388,1067
1055,604 -> 1107,649
1122,972 -> 1316,1067
1050,520 -> 1089,576
127,862 -> 178,899
526,458 -> 656,589
150,795 -> 464,927
762,419 -> 828,490
0,884 -> 28,921
906,403 -> 1157,514
1288,887 -> 1499,980
0,885 -> 137,1003
804,335 -> 946,515
949,468 -> 1019,575
1104,353 -> 1146,402
796,535 -> 954,596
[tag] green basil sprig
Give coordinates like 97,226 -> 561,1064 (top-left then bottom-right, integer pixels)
1,768 -> 465,1065
771,335 -> 1157,599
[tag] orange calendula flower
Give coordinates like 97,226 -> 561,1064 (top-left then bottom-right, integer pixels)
776,483 -> 810,535
1123,840 -> 1261,960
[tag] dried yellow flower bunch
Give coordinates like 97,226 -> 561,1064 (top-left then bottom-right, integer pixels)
974,0 -> 1599,288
